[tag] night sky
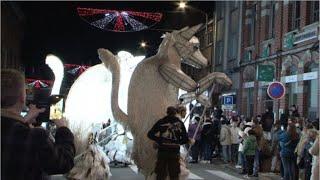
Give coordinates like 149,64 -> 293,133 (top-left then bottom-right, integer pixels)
17,1 -> 215,79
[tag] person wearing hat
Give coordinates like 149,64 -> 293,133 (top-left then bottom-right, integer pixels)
148,106 -> 188,180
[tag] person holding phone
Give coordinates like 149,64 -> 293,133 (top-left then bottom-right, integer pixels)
1,69 -> 75,180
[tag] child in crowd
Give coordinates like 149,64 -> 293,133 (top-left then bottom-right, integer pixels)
243,129 -> 258,178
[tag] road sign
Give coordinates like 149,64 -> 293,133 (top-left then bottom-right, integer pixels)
267,81 -> 285,100
223,96 -> 233,105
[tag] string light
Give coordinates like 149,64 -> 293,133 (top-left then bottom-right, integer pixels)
65,64 -> 90,76
26,79 -> 53,89
77,7 -> 163,32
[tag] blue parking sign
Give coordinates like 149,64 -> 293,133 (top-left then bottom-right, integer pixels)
224,96 -> 233,105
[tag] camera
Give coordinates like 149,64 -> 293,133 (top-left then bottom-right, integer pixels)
29,89 -> 65,126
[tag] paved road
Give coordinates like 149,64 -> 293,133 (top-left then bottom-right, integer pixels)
109,161 -> 280,180
48,160 -> 280,180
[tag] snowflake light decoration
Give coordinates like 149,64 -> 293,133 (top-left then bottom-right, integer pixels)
77,7 -> 163,32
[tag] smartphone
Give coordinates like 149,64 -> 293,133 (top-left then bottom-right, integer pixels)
49,95 -> 64,120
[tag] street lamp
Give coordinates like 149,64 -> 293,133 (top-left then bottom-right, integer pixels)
140,41 -> 147,48
177,1 -> 208,34
178,2 -> 186,9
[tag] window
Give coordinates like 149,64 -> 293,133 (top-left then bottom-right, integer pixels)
271,2 -> 276,38
215,18 -> 224,65
215,41 -> 224,65
305,63 -> 319,119
207,23 -> 214,45
248,5 -> 256,45
228,5 -> 239,60
310,1 -> 319,24
247,88 -> 254,118
266,1 -> 276,39
248,50 -> 252,61
217,2 -> 224,20
230,1 -> 238,11
291,1 -> 301,31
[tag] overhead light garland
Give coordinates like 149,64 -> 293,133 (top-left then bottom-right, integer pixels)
65,64 -> 90,76
26,79 -> 53,89
77,7 -> 163,32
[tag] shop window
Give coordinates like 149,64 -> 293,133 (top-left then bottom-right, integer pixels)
261,87 -> 273,113
247,88 -> 254,118
305,62 -> 319,119
286,65 -> 298,108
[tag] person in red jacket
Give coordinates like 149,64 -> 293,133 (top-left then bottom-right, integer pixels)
1,69 -> 75,180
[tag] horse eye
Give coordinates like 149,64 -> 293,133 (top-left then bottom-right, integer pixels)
193,45 -> 199,50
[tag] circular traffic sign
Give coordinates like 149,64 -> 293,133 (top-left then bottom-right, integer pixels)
267,81 -> 286,100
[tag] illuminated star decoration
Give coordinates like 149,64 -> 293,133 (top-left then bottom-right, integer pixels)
77,7 -> 163,32
65,64 -> 90,76
26,79 -> 53,89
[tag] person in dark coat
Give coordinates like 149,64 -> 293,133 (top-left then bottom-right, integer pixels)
1,69 -> 76,180
188,116 -> 202,163
279,123 -> 300,180
261,107 -> 274,141
201,117 -> 214,163
148,106 -> 188,180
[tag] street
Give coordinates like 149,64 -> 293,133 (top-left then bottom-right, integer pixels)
109,160 -> 280,180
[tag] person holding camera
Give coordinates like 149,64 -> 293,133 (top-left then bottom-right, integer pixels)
1,69 -> 75,180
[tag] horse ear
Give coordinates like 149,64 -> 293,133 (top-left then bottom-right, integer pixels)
179,24 -> 203,40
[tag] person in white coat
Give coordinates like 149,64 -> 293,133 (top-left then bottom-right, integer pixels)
230,118 -> 241,164
220,120 -> 232,163
309,136 -> 319,180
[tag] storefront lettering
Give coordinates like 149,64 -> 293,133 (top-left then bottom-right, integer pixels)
243,81 -> 254,88
285,75 -> 298,83
303,71 -> 318,81
294,30 -> 318,44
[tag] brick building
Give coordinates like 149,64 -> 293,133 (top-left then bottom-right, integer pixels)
239,1 -> 319,119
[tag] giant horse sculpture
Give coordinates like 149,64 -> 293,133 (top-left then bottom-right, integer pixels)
98,24 -> 232,179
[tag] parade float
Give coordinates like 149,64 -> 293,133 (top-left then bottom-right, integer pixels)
97,24 -> 232,179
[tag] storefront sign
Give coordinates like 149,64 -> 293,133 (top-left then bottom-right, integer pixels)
243,81 -> 254,88
294,29 -> 318,44
259,81 -> 273,87
257,65 -> 275,81
303,71 -> 318,81
283,33 -> 294,49
285,75 -> 298,83
267,81 -> 285,100
222,104 -> 233,110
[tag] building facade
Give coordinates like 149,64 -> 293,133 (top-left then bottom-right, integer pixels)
195,1 -> 319,120
210,1 -> 243,116
1,2 -> 25,70
239,1 -> 319,119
